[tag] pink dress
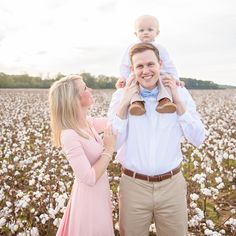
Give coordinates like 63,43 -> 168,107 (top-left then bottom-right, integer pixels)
56,117 -> 114,236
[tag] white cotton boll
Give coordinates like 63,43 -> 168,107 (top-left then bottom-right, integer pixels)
190,202 -> 197,209
231,209 -> 236,214
195,208 -> 204,220
201,188 -> 212,197
206,219 -> 215,229
29,179 -> 35,186
30,208 -> 35,213
225,218 -> 236,227
6,201 -> 12,207
193,161 -> 199,167
204,228 -> 213,235
53,218 -> 61,227
216,183 -> 224,190
0,217 -> 6,228
114,176 -> 120,181
30,227 -> 39,236
115,222 -> 119,230
190,193 -> 199,201
39,214 -> 49,224
14,156 -> 20,162
9,223 -> 19,233
206,167 -> 213,174
219,229 -> 226,234
223,153 -> 228,159
149,223 -> 156,233
215,177 -> 223,184
48,208 -> 56,219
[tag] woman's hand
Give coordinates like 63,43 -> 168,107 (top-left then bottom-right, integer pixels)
103,124 -> 117,154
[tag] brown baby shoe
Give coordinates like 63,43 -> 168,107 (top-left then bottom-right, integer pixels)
156,98 -> 176,113
129,101 -> 146,116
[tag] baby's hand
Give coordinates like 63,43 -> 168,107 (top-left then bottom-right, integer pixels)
115,78 -> 126,89
175,79 -> 185,87
161,74 -> 185,87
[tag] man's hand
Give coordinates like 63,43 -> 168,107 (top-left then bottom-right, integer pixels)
161,74 -> 178,92
121,75 -> 139,105
161,74 -> 185,115
117,76 -> 139,119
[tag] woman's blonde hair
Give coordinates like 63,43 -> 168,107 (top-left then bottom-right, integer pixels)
49,74 -> 88,147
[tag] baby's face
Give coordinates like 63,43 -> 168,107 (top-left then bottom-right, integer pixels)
135,18 -> 159,42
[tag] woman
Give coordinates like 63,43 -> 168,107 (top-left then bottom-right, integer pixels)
49,74 -> 116,236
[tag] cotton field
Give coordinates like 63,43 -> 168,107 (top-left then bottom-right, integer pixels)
0,89 -> 235,236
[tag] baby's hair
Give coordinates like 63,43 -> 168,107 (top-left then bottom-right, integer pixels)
134,15 -> 159,30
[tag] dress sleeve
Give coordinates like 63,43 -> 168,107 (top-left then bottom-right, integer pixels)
61,129 -> 96,186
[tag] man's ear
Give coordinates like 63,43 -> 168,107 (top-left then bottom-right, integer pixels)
159,59 -> 163,69
134,31 -> 137,37
156,30 -> 160,37
130,65 -> 134,73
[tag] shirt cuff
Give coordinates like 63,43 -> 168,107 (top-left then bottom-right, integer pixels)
112,115 -> 128,134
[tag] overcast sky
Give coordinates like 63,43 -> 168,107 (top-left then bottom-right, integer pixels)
0,0 -> 236,85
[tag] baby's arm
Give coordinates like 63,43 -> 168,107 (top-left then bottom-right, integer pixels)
157,44 -> 184,87
116,77 -> 126,89
118,44 -> 134,89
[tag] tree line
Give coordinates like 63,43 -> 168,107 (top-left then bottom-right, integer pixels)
0,72 -> 228,89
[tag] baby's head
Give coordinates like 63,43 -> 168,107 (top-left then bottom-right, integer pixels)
134,15 -> 160,43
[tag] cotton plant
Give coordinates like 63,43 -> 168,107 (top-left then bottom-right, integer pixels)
0,89 -> 235,235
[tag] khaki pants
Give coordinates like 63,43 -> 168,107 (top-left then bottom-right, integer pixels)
119,172 -> 188,236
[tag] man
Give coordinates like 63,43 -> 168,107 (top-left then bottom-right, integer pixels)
108,43 -> 205,236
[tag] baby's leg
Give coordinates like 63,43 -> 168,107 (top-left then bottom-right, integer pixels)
156,77 -> 176,113
129,80 -> 145,116
157,78 -> 172,101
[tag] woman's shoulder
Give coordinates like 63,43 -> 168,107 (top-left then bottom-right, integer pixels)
61,129 -> 80,139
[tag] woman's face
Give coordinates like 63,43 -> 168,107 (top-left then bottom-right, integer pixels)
76,79 -> 93,107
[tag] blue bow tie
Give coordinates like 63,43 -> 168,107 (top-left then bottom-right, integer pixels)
140,88 -> 158,98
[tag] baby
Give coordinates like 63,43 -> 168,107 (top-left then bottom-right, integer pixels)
118,15 -> 184,115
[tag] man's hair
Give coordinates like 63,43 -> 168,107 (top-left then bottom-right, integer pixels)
129,43 -> 160,64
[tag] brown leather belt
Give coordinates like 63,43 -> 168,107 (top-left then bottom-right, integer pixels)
123,165 -> 181,182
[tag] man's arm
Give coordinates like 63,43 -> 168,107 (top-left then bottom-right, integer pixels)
177,88 -> 206,147
108,77 -> 139,149
162,76 -> 206,147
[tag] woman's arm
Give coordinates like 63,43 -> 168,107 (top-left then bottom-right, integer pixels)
61,128 -> 115,186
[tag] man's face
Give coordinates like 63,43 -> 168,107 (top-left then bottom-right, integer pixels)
131,50 -> 161,90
